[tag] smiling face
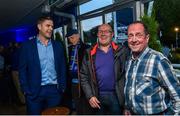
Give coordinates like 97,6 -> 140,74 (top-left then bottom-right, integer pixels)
38,19 -> 54,40
97,24 -> 114,47
127,23 -> 149,57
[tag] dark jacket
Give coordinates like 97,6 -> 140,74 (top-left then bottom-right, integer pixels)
80,41 -> 129,107
67,41 -> 90,97
19,38 -> 66,99
68,41 -> 90,71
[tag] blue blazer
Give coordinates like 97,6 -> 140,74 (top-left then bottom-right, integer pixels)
19,38 -> 66,99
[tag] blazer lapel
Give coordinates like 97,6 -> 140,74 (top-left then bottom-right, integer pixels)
51,40 -> 58,72
31,38 -> 41,71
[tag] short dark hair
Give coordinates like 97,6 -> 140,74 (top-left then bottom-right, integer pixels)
37,15 -> 53,25
128,21 -> 149,35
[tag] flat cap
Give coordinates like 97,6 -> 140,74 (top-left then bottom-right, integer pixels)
66,29 -> 78,38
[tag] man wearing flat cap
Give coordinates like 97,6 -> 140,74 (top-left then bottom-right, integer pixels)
65,29 -> 92,114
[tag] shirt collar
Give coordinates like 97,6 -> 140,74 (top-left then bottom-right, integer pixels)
97,44 -> 112,52
37,36 -> 52,46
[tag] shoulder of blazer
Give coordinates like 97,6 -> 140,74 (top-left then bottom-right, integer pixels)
52,39 -> 64,48
21,38 -> 35,48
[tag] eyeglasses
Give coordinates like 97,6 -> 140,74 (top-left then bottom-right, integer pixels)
98,30 -> 112,34
128,32 -> 145,39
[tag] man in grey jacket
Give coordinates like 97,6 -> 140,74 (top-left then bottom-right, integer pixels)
80,24 -> 129,115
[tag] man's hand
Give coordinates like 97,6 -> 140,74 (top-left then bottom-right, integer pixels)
124,109 -> 131,116
89,96 -> 101,109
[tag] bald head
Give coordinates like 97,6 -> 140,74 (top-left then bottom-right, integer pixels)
98,24 -> 113,32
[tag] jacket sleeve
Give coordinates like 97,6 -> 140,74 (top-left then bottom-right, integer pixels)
18,42 -> 30,94
80,51 -> 94,100
58,43 -> 67,92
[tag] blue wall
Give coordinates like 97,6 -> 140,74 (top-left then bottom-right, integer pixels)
0,4 -> 77,46
0,26 -> 36,46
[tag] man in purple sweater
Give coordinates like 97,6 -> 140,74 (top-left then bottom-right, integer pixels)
80,24 -> 129,114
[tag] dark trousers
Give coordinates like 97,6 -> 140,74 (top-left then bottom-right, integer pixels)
74,96 -> 94,115
96,92 -> 122,115
72,82 -> 94,114
25,85 -> 61,115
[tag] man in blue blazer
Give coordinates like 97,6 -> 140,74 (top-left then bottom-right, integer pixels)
19,15 -> 66,114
